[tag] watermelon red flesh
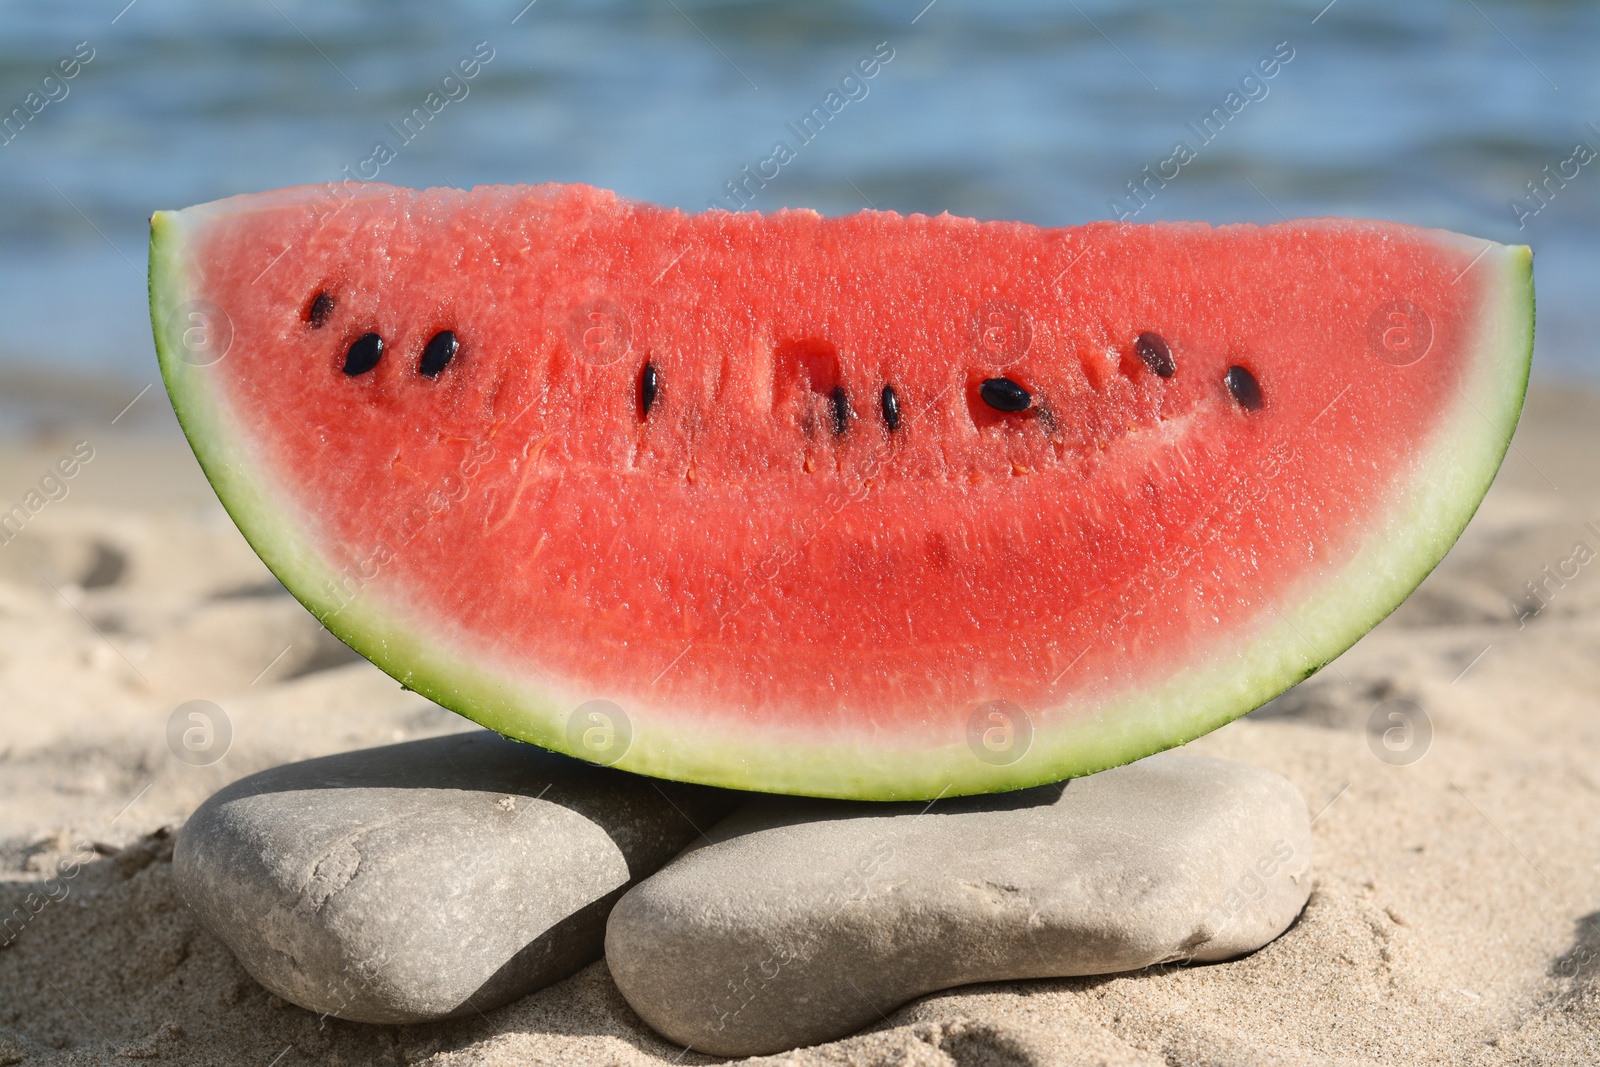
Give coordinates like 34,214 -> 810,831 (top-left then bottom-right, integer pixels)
149,183 -> 1532,799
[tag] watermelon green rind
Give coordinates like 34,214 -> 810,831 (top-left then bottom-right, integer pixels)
153,209 -> 515,729
152,208 -> 571,759
924,239 -> 1535,794
1014,241 -> 1533,781
151,200 -> 1531,800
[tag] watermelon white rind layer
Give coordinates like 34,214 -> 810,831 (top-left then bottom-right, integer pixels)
151,201 -> 1532,801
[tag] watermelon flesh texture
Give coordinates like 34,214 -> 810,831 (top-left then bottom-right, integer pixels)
149,184 -> 1532,800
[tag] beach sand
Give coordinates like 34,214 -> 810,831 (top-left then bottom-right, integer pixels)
0,379 -> 1596,1066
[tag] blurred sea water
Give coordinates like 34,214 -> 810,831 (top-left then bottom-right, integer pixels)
0,0 -> 1595,395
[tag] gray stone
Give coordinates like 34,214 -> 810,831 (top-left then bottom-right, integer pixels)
173,730 -> 738,1023
605,754 -> 1312,1057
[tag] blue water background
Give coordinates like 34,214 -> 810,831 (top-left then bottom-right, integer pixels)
0,0 -> 1595,390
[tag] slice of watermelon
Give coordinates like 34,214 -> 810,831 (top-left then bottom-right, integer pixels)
148,183 -> 1532,800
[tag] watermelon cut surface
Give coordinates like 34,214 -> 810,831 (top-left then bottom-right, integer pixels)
149,183 -> 1532,800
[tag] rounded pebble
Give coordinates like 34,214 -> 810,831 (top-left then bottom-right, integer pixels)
174,730 -> 739,1023
605,754 -> 1312,1057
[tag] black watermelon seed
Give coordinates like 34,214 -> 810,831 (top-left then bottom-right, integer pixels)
830,385 -> 852,436
1134,331 -> 1176,378
418,330 -> 458,378
307,291 -> 334,328
1224,365 -> 1264,411
640,362 -> 659,417
342,333 -> 384,376
881,384 -> 901,431
979,377 -> 1032,413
